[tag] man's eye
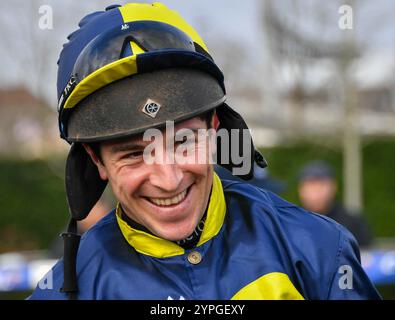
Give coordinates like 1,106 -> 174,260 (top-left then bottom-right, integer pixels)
125,151 -> 143,158
177,136 -> 195,145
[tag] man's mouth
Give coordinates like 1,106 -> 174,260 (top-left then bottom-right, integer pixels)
146,187 -> 190,207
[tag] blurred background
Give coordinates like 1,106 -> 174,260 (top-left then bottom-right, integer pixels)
0,0 -> 394,299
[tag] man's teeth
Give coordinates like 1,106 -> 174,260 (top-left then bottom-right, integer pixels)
149,189 -> 187,206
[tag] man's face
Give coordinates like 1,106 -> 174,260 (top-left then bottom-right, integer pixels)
87,116 -> 216,241
298,178 -> 337,214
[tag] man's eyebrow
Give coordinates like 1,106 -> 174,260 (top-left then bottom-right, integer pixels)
109,142 -> 145,154
110,129 -> 203,152
175,128 -> 200,137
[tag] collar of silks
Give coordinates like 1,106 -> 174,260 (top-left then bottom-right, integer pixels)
116,172 -> 226,258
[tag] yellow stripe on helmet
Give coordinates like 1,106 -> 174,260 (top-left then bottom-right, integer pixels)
63,2 -> 209,110
64,55 -> 138,109
119,2 -> 209,53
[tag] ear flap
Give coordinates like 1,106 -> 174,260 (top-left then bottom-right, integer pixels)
216,103 -> 267,180
65,143 -> 108,221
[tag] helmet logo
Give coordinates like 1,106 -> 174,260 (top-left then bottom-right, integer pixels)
58,75 -> 77,111
142,99 -> 161,118
121,24 -> 129,31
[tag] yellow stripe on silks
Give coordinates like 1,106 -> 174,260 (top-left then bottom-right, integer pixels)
118,2 -> 209,53
116,204 -> 185,258
197,172 -> 226,246
63,55 -> 138,109
231,272 -> 305,300
116,172 -> 227,258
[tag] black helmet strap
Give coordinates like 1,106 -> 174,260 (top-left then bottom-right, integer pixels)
62,143 -> 107,299
60,218 -> 80,300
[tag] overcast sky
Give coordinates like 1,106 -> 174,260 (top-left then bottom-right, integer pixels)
0,0 -> 394,107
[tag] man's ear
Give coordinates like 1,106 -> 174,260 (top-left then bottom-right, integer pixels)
208,111 -> 219,161
212,111 -> 220,130
83,144 -> 108,181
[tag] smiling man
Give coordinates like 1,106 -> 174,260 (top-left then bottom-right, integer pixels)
86,115 -> 216,243
30,3 -> 380,300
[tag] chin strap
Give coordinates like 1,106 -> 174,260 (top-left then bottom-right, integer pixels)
60,218 -> 81,300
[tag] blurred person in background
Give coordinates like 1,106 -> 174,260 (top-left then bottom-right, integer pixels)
298,160 -> 373,248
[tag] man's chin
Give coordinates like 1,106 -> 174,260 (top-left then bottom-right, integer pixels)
151,219 -> 199,242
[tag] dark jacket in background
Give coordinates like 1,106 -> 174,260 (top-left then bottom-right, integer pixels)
327,203 -> 373,249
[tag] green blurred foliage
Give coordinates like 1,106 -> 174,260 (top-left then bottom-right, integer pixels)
261,137 -> 395,238
0,158 -> 68,252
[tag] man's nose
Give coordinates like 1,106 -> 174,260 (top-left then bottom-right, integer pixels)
149,163 -> 184,192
